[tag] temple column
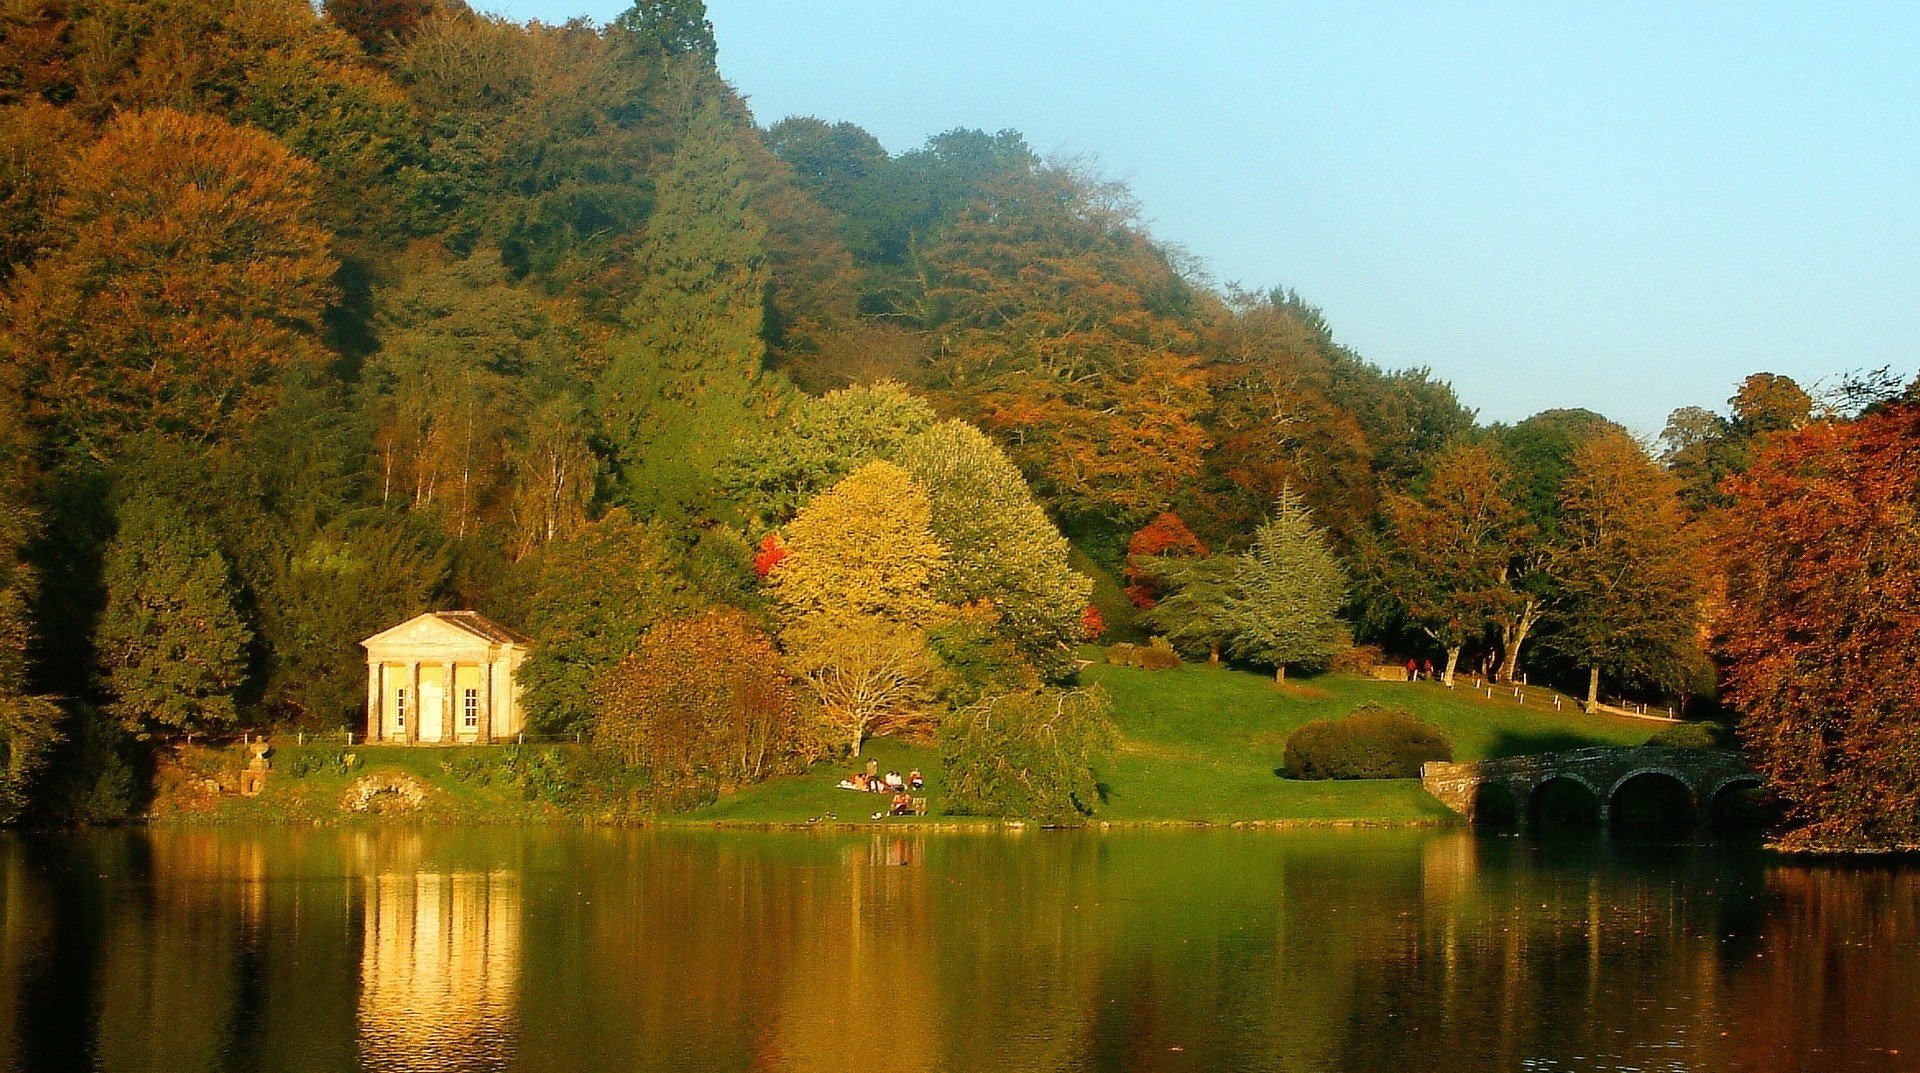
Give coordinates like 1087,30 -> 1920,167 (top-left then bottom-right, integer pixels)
407,661 -> 422,744
366,661 -> 382,742
480,654 -> 495,744
443,660 -> 458,743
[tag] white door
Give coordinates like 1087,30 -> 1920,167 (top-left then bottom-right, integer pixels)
419,673 -> 445,742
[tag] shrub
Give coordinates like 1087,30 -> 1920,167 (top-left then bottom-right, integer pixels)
939,688 -> 1118,822
1104,638 -> 1179,670
1329,643 -> 1386,677
1133,637 -> 1181,670
1283,704 -> 1453,780
1649,720 -> 1738,750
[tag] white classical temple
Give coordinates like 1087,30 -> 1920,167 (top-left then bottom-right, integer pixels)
361,612 -> 531,744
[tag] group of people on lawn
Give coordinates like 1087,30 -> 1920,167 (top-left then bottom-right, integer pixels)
838,765 -> 925,815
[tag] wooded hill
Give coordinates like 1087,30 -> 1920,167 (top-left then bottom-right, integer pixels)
1,0 -> 1913,837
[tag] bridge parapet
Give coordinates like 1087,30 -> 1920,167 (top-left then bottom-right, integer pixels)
1422,746 -> 1760,826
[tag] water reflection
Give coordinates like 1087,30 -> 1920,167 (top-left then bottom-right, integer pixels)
0,828 -> 1916,1072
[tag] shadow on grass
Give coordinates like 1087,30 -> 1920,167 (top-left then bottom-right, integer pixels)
1484,729 -> 1604,759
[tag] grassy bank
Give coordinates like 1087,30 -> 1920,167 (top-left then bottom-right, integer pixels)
153,661 -> 1658,827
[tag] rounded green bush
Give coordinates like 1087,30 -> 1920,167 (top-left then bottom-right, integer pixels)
1283,703 -> 1453,780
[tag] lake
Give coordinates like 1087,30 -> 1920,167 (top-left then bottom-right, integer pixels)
0,826 -> 1914,1072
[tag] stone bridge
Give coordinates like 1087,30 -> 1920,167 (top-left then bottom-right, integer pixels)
1421,746 -> 1762,827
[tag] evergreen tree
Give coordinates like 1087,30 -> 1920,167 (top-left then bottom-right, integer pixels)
96,496 -> 252,735
1222,490 -> 1347,681
596,92 -> 770,519
1140,554 -> 1238,663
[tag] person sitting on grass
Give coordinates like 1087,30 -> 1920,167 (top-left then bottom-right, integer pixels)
890,792 -> 914,816
884,771 -> 905,791
838,773 -> 867,791
907,769 -> 924,790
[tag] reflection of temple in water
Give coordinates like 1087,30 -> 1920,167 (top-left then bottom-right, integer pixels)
359,869 -> 521,1072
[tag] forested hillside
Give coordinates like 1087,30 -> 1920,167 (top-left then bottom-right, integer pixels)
1,0 -> 1913,832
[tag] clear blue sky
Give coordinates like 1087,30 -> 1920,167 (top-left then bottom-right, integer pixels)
475,0 -> 1920,433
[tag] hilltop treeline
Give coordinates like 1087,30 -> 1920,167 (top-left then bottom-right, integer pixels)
1,0 -> 1912,831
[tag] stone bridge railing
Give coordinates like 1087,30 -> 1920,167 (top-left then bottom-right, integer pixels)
1421,746 -> 1762,826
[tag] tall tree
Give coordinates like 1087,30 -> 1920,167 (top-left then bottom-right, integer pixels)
1546,431 -> 1703,711
1139,554 -> 1238,663
0,487 -> 59,822
96,496 -> 252,735
1221,490 -> 1347,681
1718,404 -> 1920,851
1373,441 -> 1531,685
3,109 -> 337,458
897,420 -> 1091,679
596,92 -> 771,518
718,380 -> 934,530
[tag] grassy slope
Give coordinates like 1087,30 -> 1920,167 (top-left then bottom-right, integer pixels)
684,660 -> 1657,826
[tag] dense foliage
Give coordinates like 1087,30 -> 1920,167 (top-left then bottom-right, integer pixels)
939,687 -> 1117,822
1718,404 -> 1920,850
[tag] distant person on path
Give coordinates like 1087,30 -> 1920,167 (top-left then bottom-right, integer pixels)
1405,659 -> 1418,682
1421,659 -> 1435,681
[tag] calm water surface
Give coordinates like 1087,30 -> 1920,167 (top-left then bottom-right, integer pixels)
0,826 -> 1915,1072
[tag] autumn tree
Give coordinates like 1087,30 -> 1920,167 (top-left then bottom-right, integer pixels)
1545,431 -> 1704,712
1122,511 -> 1208,607
1718,404 -> 1920,851
0,488 -> 58,821
1222,490 -> 1348,681
3,109 -> 337,458
96,496 -> 252,735
1372,442 -> 1531,685
591,609 -> 808,799
897,420 -> 1091,678
923,163 -> 1211,525
784,613 -> 935,757
768,460 -> 946,627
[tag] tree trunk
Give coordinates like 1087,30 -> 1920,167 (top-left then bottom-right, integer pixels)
1442,646 -> 1461,687
1585,666 -> 1600,714
851,727 -> 864,757
1274,664 -> 1285,683
1497,598 -> 1540,683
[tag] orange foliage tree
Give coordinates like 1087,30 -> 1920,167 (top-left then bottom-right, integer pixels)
592,609 -> 810,797
1718,404 -> 1920,850
3,109 -> 337,457
1122,511 -> 1207,607
924,166 -> 1210,525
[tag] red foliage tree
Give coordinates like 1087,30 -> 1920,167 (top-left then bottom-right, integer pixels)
1718,404 -> 1920,850
1123,511 -> 1207,607
1080,604 -> 1106,640
752,531 -> 788,578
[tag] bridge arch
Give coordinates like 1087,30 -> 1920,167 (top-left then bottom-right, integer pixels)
1470,782 -> 1522,827
1530,774 -> 1603,826
1607,769 -> 1698,826
1703,775 -> 1767,827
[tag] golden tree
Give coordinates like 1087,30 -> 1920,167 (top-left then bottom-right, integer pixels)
768,460 -> 946,626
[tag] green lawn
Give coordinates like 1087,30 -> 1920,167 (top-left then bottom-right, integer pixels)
162,661 -> 1658,827
683,660 -> 1658,826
